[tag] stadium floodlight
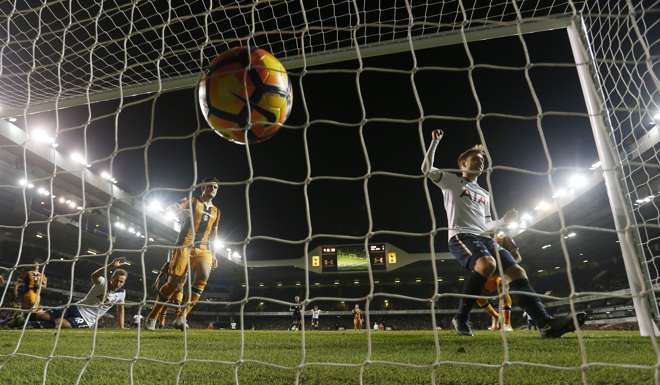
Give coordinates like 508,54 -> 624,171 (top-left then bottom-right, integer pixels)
37,187 -> 49,196
18,178 -> 35,189
537,269 -> 544,273
148,237 -> 154,242
7,117 -> 16,123
35,233 -> 43,238
100,171 -> 117,183
458,277 -> 465,281
636,196 -> 654,205
333,281 -> 340,285
583,259 -> 589,263
164,210 -> 177,221
69,152 -> 89,167
554,266 -> 561,270
76,206 -> 83,210
213,239 -> 225,251
231,251 -> 240,260
128,227 -> 136,234
147,199 -> 163,213
552,188 -> 569,198
276,283 -> 282,287
353,280 -> 360,285
565,232 -> 577,238
568,174 -> 588,189
31,128 -> 57,147
437,278 -> 444,282
394,278 -> 401,283
590,160 -> 602,170
541,244 -> 552,250
114,221 -> 125,230
534,200 -> 551,211
295,282 -> 302,286
414,278 -> 422,283
520,212 -> 533,222
58,197 -> 65,204
258,283 -> 264,287
67,200 -> 76,208
314,282 -> 320,286
507,221 -> 519,230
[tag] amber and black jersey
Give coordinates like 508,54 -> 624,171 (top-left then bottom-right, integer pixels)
175,197 -> 220,249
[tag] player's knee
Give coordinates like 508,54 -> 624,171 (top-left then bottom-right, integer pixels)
474,256 -> 496,276
191,279 -> 208,297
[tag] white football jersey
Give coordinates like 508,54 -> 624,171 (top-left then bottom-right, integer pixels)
428,168 -> 492,240
311,309 -> 321,319
76,276 -> 126,327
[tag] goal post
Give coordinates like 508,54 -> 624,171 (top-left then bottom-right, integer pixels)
566,18 -> 660,337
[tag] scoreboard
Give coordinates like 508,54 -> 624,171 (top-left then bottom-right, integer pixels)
320,244 -> 387,273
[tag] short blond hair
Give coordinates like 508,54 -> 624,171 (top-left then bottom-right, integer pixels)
457,144 -> 486,167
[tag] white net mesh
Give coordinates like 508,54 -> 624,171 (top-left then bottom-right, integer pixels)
0,0 -> 659,384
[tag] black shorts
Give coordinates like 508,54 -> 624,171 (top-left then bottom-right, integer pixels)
448,233 -> 517,271
49,306 -> 89,328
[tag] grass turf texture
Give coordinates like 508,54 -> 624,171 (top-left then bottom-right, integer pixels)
0,330 -> 655,385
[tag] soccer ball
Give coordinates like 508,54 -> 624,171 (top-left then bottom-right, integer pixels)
198,47 -> 293,144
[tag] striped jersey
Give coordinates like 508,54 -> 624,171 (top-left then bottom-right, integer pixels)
176,197 -> 220,249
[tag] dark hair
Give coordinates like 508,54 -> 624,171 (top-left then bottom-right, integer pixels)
113,269 -> 128,278
197,177 -> 220,195
457,144 -> 486,167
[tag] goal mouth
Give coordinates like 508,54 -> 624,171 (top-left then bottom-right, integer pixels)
0,1 -> 659,384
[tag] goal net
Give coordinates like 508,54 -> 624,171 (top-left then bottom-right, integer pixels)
0,0 -> 658,384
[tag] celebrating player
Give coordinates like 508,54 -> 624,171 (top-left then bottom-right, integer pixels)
311,305 -> 321,330
145,178 -> 220,330
421,129 -> 585,337
352,304 -> 363,331
34,257 -> 128,328
14,261 -> 47,311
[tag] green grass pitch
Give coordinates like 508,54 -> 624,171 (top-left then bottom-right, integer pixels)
0,329 -> 655,384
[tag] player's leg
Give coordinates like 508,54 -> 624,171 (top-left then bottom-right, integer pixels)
147,247 -> 189,326
501,293 -> 513,331
174,248 -> 212,328
22,291 -> 38,310
501,253 -> 585,337
448,235 -> 496,336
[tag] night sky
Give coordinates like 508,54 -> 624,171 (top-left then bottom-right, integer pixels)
19,27 -> 600,260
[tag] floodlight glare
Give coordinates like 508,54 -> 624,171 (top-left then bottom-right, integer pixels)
213,239 -> 225,251
535,201 -> 551,211
100,171 -> 117,183
568,174 -> 588,189
590,161 -> 601,170
147,199 -> 163,213
69,152 -> 89,166
31,128 -> 56,146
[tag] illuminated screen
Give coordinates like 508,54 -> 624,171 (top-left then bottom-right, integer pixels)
336,246 -> 369,271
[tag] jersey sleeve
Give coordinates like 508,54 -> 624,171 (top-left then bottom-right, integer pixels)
433,170 -> 459,190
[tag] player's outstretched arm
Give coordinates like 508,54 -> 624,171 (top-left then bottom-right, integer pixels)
421,129 -> 444,174
91,257 -> 130,283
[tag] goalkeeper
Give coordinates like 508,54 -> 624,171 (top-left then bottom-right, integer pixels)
422,129 -> 585,337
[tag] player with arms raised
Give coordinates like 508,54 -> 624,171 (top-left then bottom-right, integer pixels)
146,178 -> 220,330
422,129 -> 585,337
311,305 -> 321,330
